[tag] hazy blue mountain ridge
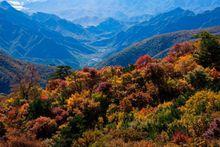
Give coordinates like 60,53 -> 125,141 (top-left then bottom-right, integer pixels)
24,0 -> 220,26
31,12 -> 95,41
97,26 -> 220,67
105,7 -> 220,53
0,1 -> 95,68
1,1 -> 220,69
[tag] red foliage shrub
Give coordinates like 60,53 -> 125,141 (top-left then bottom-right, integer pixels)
7,108 -> 17,120
144,63 -> 166,83
1,137 -> 43,147
96,82 -> 112,93
127,92 -> 153,109
172,131 -> 190,145
29,117 -> 57,139
46,79 -> 67,91
209,68 -> 220,79
135,55 -> 155,69
120,98 -> 133,112
51,107 -> 69,123
83,67 -> 99,78
203,118 -> 220,139
2,141 -> 41,147
164,42 -> 196,63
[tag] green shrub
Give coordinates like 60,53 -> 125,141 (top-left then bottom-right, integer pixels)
194,32 -> 220,69
28,98 -> 51,119
186,67 -> 212,90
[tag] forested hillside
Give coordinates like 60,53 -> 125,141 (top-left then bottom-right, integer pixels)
104,7 -> 220,52
0,32 -> 219,146
0,51 -> 54,94
98,26 -> 220,67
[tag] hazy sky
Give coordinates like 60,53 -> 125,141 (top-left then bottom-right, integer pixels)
2,0 -> 220,23
0,0 -> 43,10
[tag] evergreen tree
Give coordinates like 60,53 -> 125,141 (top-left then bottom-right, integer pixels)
195,32 -> 220,69
50,66 -> 72,80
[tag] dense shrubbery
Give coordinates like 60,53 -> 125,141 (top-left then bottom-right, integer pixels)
203,118 -> 220,139
194,32 -> 220,69
0,32 -> 219,146
0,122 -> 6,137
28,116 -> 57,139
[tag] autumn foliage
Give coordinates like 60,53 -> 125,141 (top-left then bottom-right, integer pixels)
0,32 -> 219,146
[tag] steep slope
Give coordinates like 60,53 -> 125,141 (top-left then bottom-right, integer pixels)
0,1 -> 94,68
98,26 -> 220,67
0,51 -> 54,94
94,18 -> 124,33
31,12 -> 94,41
87,18 -> 125,42
110,7 -> 220,51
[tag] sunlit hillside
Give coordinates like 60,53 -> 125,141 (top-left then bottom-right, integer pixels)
0,0 -> 220,146
0,32 -> 219,146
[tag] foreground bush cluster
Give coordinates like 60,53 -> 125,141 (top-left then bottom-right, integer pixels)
0,32 -> 219,146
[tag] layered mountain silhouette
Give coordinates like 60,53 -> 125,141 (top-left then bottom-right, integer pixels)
87,18 -> 126,42
24,0 -> 220,25
99,7 -> 220,53
97,26 -> 220,67
0,1 -> 94,69
31,12 -> 95,41
1,1 -> 220,69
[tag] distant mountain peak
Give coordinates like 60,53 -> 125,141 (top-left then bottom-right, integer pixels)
99,18 -> 121,26
105,17 -> 119,22
32,12 -> 61,22
166,7 -> 194,15
95,17 -> 124,33
172,7 -> 185,12
0,1 -> 13,10
33,12 -> 59,19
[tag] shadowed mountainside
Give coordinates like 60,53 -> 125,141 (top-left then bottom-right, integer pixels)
0,51 -> 55,94
97,26 -> 220,67
0,1 -> 94,69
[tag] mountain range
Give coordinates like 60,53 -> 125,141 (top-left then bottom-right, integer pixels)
97,26 -> 220,67
98,7 -> 220,52
1,1 -> 220,93
1,1 -> 220,69
0,1 -> 95,69
23,0 -> 220,26
90,7 -> 220,66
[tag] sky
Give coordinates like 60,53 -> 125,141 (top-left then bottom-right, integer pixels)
2,0 -> 220,25
0,0 -> 43,10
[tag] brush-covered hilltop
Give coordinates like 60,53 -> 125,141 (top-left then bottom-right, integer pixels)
0,32 -> 219,146
0,51 -> 55,94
